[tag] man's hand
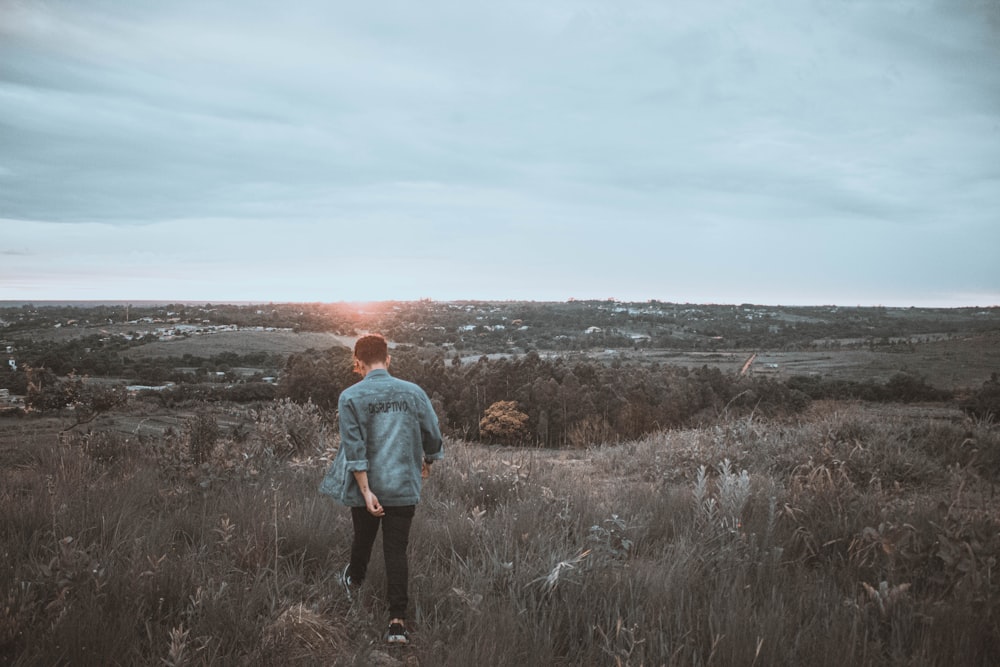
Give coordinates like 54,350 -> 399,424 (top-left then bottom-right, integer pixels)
363,489 -> 384,516
421,461 -> 431,479
353,470 -> 384,516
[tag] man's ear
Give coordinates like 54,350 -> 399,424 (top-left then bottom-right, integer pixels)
385,354 -> 392,367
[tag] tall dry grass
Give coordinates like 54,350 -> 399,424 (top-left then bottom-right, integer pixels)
1,401 -> 998,665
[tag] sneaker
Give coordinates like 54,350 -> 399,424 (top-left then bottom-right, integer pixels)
340,564 -> 359,601
385,621 -> 409,645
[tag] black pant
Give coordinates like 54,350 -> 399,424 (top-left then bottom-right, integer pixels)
349,505 -> 415,620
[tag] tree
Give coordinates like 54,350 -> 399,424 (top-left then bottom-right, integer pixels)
0,366 -> 28,394
479,400 -> 530,445
278,347 -> 354,411
24,366 -> 128,429
63,383 -> 128,432
25,366 -> 79,412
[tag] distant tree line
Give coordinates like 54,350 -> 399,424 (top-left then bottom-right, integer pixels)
274,349 -> 807,446
785,373 -> 951,403
10,342 -> 991,446
270,348 -> 972,447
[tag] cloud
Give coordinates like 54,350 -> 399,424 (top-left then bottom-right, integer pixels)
0,0 -> 998,305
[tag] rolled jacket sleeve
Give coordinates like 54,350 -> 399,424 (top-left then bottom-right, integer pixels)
338,394 -> 369,472
420,394 -> 444,462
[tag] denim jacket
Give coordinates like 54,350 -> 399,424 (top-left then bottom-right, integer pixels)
319,369 -> 443,507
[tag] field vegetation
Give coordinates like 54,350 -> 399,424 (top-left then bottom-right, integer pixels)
1,397 -> 998,665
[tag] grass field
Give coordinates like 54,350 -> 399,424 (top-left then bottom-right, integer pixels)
1,397 -> 998,665
599,332 -> 1000,391
128,331 -> 354,359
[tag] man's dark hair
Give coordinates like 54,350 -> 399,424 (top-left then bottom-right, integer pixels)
354,334 -> 389,365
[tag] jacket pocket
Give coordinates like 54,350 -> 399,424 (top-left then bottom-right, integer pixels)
318,453 -> 347,500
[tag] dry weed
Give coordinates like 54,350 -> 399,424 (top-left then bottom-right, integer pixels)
262,602 -> 349,663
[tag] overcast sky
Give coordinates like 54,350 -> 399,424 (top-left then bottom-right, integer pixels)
1,0 -> 998,306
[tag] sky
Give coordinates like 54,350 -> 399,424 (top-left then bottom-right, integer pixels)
1,0 -> 999,307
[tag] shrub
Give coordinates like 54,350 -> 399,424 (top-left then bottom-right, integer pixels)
186,411 -> 220,465
961,374 -> 1000,421
479,400 -> 530,445
566,414 -> 616,448
66,430 -> 136,466
883,372 -> 951,402
692,458 -> 751,537
246,398 -> 329,460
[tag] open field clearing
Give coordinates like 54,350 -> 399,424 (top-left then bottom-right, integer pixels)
462,331 -> 998,391
1,399 -> 997,665
3,323 -> 353,356
128,331 -> 354,358
599,332 -> 1000,390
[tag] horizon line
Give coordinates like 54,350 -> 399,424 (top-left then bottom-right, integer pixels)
1,299 -> 997,310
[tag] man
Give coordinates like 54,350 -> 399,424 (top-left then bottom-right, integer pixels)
319,333 -> 444,645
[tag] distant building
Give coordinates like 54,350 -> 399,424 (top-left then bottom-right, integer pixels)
126,383 -> 175,394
